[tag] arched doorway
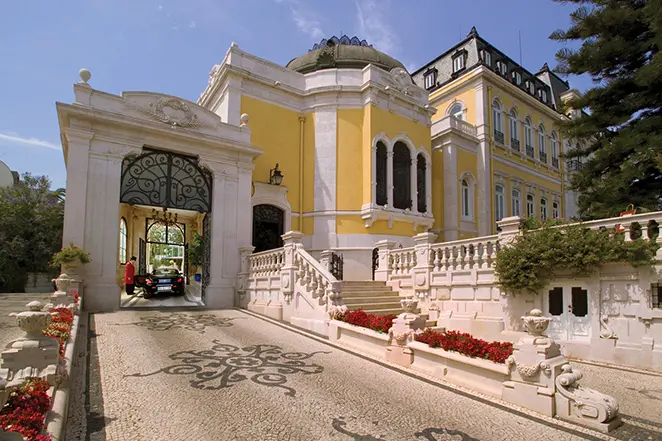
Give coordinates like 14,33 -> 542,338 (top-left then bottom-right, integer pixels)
120,148 -> 213,302
252,204 -> 284,252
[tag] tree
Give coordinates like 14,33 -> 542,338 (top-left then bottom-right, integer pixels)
0,174 -> 64,292
550,0 -> 662,219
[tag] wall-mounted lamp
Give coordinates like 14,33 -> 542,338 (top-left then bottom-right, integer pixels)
269,163 -> 283,186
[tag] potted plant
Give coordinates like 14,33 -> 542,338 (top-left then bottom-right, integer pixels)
50,243 -> 91,275
188,232 -> 205,283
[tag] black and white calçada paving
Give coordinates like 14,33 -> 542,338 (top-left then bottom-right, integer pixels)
77,309 -> 662,441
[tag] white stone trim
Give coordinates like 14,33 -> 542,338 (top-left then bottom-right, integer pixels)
313,107 -> 338,250
252,182 -> 292,232
493,155 -> 562,185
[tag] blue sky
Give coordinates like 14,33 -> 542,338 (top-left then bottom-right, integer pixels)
0,0 -> 589,190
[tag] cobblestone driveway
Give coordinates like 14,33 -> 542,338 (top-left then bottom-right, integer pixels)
73,309 -> 662,441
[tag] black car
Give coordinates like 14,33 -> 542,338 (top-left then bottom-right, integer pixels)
144,267 -> 185,298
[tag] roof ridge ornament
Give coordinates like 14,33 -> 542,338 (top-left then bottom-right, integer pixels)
468,26 -> 478,37
309,35 -> 371,52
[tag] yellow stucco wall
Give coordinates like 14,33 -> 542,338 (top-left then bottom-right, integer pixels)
431,87 -> 478,125
240,96 -> 315,234
337,108 -> 364,211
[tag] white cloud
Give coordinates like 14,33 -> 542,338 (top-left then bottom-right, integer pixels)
274,0 -> 324,39
189,20 -> 196,28
355,0 -> 398,55
0,132 -> 59,150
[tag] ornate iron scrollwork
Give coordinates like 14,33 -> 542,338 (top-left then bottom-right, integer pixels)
120,149 -> 212,213
330,252 -> 344,281
201,213 -> 212,300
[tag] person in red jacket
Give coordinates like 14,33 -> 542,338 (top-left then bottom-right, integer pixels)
124,256 -> 137,295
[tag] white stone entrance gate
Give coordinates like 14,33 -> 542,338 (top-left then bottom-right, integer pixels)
56,71 -> 261,311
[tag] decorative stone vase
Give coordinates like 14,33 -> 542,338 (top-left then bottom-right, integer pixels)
400,297 -> 419,313
0,377 -> 8,409
9,301 -> 52,338
521,309 -> 551,337
55,273 -> 73,293
62,260 -> 81,276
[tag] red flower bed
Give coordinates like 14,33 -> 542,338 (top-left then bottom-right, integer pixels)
415,329 -> 513,364
43,307 -> 74,356
338,309 -> 396,333
0,378 -> 52,441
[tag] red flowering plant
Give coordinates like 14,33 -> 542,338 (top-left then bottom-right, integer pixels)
42,308 -> 74,356
415,329 -> 513,364
0,378 -> 53,441
70,290 -> 79,304
339,309 -> 397,334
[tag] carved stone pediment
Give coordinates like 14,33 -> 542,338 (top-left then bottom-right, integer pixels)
122,92 -> 222,130
386,67 -> 425,100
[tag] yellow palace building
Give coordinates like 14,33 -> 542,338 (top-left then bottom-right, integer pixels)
197,29 -> 581,279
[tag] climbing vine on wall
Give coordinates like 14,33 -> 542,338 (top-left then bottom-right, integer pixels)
495,218 -> 659,295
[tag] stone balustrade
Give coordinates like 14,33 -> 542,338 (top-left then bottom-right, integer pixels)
0,273 -> 83,440
430,235 -> 499,271
248,248 -> 285,278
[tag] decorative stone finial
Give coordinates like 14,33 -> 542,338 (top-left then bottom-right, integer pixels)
79,68 -> 91,84
9,301 -> 51,338
400,297 -> 419,314
240,113 -> 249,127
468,26 -> 478,37
521,309 -> 551,337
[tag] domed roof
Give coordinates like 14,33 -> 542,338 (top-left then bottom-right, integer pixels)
286,35 -> 406,74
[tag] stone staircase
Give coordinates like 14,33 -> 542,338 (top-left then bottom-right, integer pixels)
340,281 -> 436,327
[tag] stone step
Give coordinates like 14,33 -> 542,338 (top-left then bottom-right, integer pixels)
345,302 -> 404,311
340,290 -> 400,298
361,308 -> 421,316
343,296 -> 403,305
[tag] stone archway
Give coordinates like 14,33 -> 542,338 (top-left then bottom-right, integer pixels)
252,204 -> 284,253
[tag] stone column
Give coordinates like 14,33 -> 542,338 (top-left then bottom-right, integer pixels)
475,82 -> 491,236
374,239 -> 396,282
236,246 -> 255,309
83,142 -> 140,312
62,128 -> 93,248
412,232 -> 437,312
443,145 -> 458,241
386,150 -> 394,208
313,106 -> 338,251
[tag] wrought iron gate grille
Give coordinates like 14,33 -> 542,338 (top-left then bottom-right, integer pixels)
329,252 -> 344,281
371,248 -> 379,280
201,213 -> 212,300
120,149 -> 212,213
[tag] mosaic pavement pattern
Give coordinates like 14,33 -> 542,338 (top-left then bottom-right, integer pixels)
74,308 -> 662,441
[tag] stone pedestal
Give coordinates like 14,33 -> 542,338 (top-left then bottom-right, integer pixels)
0,301 -> 65,387
386,298 -> 425,368
502,309 -> 622,432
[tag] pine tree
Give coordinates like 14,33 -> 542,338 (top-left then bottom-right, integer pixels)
550,0 -> 662,219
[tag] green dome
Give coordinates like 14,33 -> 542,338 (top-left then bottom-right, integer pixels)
286,36 -> 406,74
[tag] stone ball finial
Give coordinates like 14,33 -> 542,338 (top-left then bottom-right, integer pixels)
240,113 -> 249,127
79,68 -> 91,84
27,300 -> 44,311
522,309 -> 551,337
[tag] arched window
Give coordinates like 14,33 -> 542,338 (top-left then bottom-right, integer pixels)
552,201 -> 560,219
541,198 -> 548,219
450,103 -> 464,120
495,185 -> 505,222
375,141 -> 387,206
550,132 -> 558,167
393,141 -> 411,210
509,109 -> 519,147
119,217 -> 128,263
511,189 -> 521,217
416,154 -> 427,213
538,124 -> 547,162
492,100 -> 503,141
526,193 -> 535,217
524,117 -> 533,156
461,178 -> 473,220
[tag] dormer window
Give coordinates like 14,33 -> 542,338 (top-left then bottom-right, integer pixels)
495,60 -> 507,76
529,82 -> 535,94
541,90 -> 548,103
512,71 -> 522,85
452,51 -> 466,73
423,68 -> 437,90
481,50 -> 491,66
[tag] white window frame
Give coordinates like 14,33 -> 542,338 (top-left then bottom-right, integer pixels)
514,72 -> 522,85
541,198 -> 548,220
510,110 -> 519,142
552,201 -> 560,219
526,194 -> 535,218
538,124 -> 546,158
551,132 -> 558,162
492,100 -> 502,134
453,54 -> 465,73
482,50 -> 491,66
461,178 -> 474,220
511,189 -> 521,217
495,185 -> 505,222
524,118 -> 533,147
450,103 -> 464,120
424,71 -> 436,89
119,217 -> 128,264
541,90 -> 548,103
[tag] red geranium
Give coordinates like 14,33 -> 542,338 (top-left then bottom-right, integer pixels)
0,378 -> 52,440
415,329 -> 513,364
340,309 -> 396,333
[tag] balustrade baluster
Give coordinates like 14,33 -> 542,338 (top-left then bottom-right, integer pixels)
432,249 -> 440,271
462,245 -> 470,269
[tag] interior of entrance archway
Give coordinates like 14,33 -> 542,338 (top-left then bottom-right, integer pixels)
118,204 -> 207,308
